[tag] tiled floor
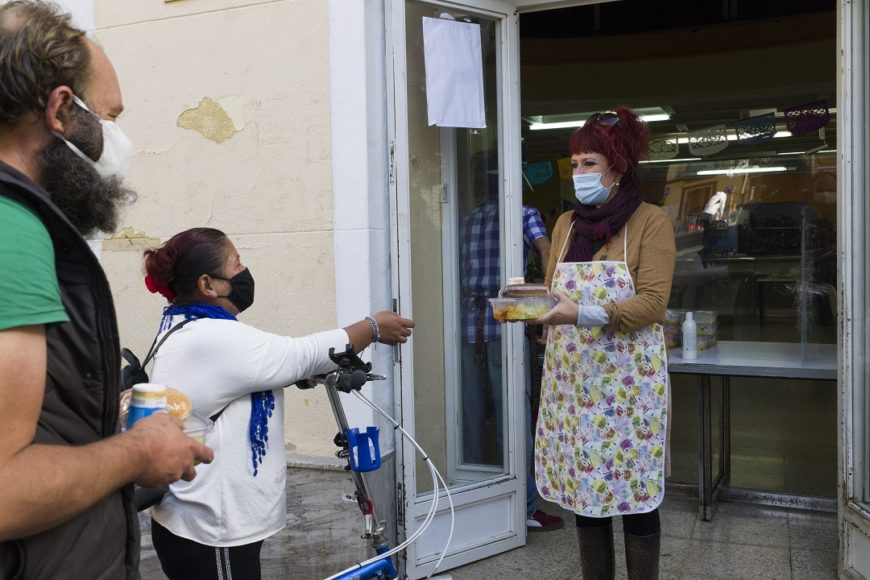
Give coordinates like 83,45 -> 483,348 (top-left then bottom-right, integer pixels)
138,496 -> 838,579
447,497 -> 838,580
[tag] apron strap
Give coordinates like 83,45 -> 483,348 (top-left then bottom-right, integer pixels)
558,221 -> 574,263
623,224 -> 629,262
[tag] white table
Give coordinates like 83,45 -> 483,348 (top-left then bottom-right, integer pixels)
668,341 -> 836,520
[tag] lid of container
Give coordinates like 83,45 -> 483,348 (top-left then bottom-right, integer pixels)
507,276 -> 525,286
499,282 -> 548,298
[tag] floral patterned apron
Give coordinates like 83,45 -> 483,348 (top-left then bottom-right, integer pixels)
535,227 -> 669,517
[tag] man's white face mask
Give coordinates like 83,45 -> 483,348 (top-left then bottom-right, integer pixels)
54,94 -> 133,180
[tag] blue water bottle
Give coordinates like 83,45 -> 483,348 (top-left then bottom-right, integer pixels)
126,383 -> 167,430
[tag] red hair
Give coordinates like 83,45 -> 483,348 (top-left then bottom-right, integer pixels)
569,107 -> 650,180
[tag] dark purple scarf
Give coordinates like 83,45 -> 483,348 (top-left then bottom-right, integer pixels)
564,178 -> 643,262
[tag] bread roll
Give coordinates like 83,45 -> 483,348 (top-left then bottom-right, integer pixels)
166,388 -> 192,420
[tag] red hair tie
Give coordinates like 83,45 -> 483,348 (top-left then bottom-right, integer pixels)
144,275 -> 176,300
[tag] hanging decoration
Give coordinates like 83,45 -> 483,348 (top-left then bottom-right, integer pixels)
734,112 -> 777,145
784,99 -> 831,135
648,137 -> 679,160
688,124 -> 729,157
522,161 -> 553,186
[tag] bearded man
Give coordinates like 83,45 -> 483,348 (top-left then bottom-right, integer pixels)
0,3 -> 212,578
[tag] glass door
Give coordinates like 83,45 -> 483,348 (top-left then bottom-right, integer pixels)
841,0 -> 870,576
387,0 -> 526,577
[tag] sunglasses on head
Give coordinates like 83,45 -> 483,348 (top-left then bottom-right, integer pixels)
586,111 -> 620,127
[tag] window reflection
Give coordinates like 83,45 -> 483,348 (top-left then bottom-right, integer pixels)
658,154 -> 837,345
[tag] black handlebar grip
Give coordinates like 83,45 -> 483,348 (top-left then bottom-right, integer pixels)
335,369 -> 369,393
350,369 -> 368,390
295,379 -> 317,390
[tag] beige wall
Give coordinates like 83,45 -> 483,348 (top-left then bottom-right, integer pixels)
94,0 -> 339,456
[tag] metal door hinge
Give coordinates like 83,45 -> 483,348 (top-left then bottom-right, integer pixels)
396,482 -> 406,526
389,141 -> 396,187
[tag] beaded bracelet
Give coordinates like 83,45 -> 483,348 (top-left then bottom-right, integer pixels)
365,316 -> 381,344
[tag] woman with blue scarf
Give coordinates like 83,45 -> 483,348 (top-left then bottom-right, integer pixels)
140,227 -> 414,580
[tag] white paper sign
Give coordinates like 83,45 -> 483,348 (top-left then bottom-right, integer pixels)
422,17 -> 486,129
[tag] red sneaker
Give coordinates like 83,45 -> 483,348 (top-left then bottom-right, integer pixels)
527,510 -> 564,532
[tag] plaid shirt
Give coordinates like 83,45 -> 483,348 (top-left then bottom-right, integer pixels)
460,201 -> 547,343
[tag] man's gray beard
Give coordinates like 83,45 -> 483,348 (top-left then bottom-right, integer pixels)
37,140 -> 137,236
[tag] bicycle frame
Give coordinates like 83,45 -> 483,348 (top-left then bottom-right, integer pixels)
300,347 -> 399,580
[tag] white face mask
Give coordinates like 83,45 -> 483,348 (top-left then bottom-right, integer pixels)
54,95 -> 133,180
573,169 -> 617,206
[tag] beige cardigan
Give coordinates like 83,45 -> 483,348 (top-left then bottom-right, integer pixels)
545,202 -> 677,332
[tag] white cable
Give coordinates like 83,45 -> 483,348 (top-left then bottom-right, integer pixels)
322,391 -> 454,580
322,453 -> 438,580
353,392 -> 455,579
352,395 -> 439,553
425,460 -> 454,578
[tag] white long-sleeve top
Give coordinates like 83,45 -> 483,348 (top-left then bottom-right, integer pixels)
149,315 -> 348,546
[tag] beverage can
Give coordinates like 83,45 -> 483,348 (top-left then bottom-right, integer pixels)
126,383 -> 168,430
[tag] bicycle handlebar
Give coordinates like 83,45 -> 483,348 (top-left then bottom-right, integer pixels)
294,345 -> 385,393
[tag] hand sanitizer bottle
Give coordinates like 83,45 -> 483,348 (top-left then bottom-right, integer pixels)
682,312 -> 697,361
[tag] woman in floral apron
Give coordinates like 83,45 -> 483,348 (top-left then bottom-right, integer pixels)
533,108 -> 675,580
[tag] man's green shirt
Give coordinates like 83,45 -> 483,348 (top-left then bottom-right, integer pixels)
0,196 -> 69,330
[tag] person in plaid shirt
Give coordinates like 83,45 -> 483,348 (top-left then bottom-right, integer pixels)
459,151 -> 562,532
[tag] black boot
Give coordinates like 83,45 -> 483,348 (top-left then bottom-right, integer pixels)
576,520 -> 615,580
624,529 -> 660,580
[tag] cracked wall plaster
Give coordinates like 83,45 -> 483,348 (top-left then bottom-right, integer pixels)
177,97 -> 238,143
102,227 -> 161,251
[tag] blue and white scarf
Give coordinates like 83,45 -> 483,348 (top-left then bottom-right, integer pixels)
161,302 -> 276,476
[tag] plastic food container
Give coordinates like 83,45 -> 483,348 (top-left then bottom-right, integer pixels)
490,279 -> 555,321
664,309 -> 718,350
694,310 -> 718,324
489,296 -> 556,321
183,413 -> 213,445
665,309 -> 687,324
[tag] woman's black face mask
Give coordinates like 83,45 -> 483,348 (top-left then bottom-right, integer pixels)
210,268 -> 255,313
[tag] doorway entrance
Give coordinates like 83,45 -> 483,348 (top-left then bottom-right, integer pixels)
517,0 -> 838,499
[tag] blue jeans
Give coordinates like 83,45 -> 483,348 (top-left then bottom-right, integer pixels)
461,339 -> 537,518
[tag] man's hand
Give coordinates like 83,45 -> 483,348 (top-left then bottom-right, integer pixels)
127,413 -> 213,488
532,291 -> 579,326
373,311 -> 415,345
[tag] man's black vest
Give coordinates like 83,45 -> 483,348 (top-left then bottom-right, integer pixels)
0,163 -> 138,579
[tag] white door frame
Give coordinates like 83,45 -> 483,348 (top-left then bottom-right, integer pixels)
386,0 -> 528,577
838,0 -> 870,577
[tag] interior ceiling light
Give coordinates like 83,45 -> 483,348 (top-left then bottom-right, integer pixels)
639,157 -> 702,164
696,167 -> 789,176
528,107 -> 670,131
777,147 -> 837,156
